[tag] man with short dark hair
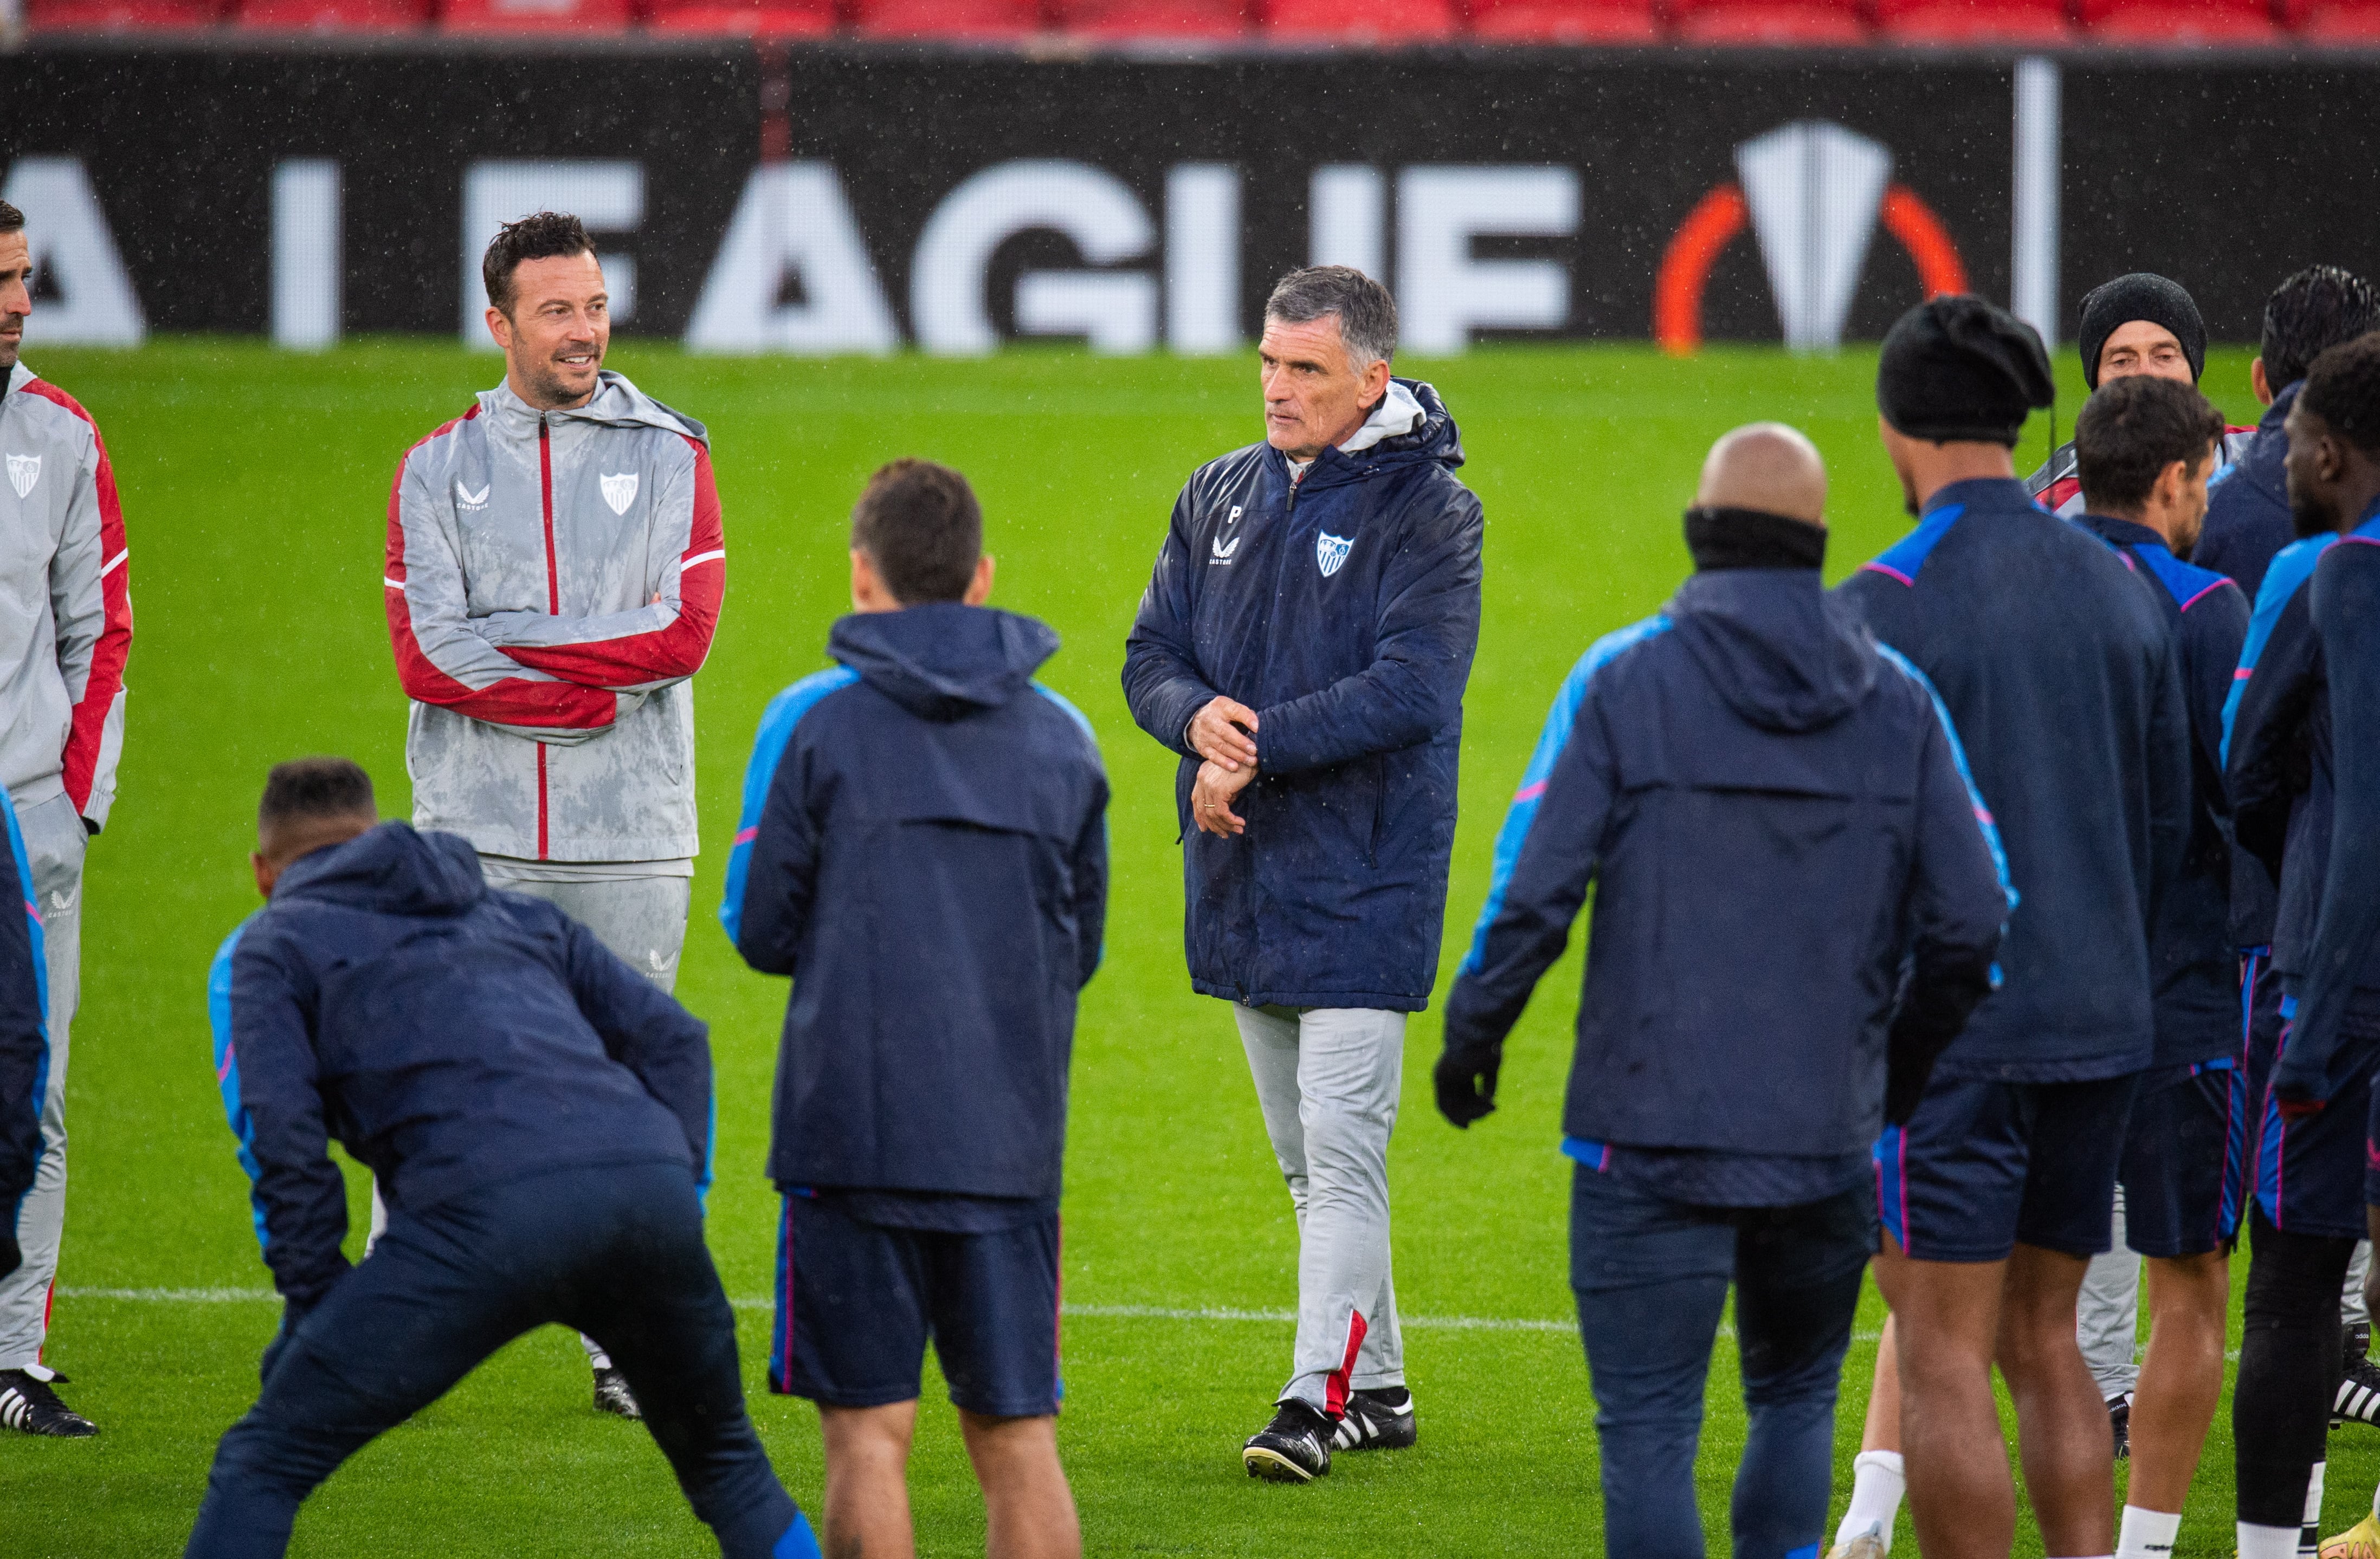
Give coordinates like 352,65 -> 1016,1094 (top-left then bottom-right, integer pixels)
0,196 -> 134,1437
2068,376 -> 2247,1558
189,759 -> 817,1559
2224,335 -> 2380,1559
1832,295 -> 2190,1559
383,210 -> 723,1415
725,460 -> 1105,1559
1437,423 -> 2007,1559
2026,273 -> 2251,518
1123,264 -> 1482,1482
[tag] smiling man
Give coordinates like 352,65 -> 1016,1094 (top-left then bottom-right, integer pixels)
1122,265 -> 1483,1482
382,210 -> 723,1419
0,197 -> 134,1439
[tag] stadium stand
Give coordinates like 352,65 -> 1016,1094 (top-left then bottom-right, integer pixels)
438,0 -> 632,28
1466,0 -> 1660,42
1055,0 -> 1246,38
29,0 -> 222,24
2291,0 -> 2380,35
2078,0 -> 2281,37
853,0 -> 1039,36
1666,0 -> 1867,41
1260,0 -> 1457,42
1872,0 -> 2072,41
231,0 -> 428,25
648,0 -> 836,34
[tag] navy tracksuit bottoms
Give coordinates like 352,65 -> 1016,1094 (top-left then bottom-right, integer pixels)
185,1161 -> 810,1559
1570,1167 -> 1874,1559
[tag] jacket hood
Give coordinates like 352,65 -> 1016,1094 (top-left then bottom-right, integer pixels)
1295,378 -> 1465,492
1667,570 -> 1877,733
480,370 -> 709,447
828,603 -> 1060,721
274,822 -> 487,917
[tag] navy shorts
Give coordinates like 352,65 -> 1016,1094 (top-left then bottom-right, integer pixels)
767,1192 -> 1063,1419
1875,1071 -> 2141,1263
2222,950 -> 2285,1240
2119,1062 -> 2233,1257
2256,997 -> 2380,1240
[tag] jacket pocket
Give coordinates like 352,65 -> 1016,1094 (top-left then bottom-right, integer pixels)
1368,755 -> 1386,868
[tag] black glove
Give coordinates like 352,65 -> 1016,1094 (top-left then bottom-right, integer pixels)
0,1233 -> 18,1281
1434,1038 -> 1502,1128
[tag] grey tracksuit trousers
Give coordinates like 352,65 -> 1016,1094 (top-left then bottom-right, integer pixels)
1234,1002 -> 1408,1414
0,793 -> 83,1369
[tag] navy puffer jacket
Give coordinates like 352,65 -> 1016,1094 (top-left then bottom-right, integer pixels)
1122,380 -> 1484,1012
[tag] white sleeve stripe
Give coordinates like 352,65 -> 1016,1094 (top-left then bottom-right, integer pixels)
384,577 -> 405,590
99,550 -> 128,578
681,549 -> 725,568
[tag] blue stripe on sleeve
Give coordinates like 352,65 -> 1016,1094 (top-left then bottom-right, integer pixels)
1857,502 -> 1967,587
2,791 -> 46,1232
2223,533 -> 2337,768
207,919 -> 270,1254
1874,644 -> 2018,928
1459,614 -> 1669,977
719,667 -> 860,946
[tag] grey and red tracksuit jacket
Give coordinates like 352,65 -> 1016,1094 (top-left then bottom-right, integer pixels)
384,373 -> 723,863
0,363 -> 132,831
2026,425 -> 2253,518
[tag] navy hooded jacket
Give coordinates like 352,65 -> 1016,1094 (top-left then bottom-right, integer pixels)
721,604 -> 1108,1201
2074,513 -> 2249,1068
1837,477 -> 2193,1083
2196,379 -> 2301,603
2228,532 -> 2340,986
1121,379 -> 1483,1011
0,794 -> 48,1234
1443,566 -> 2008,1166
208,824 -> 712,1310
2274,522 -> 2380,1102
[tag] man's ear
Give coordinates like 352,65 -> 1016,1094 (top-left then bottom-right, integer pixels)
2252,357 -> 2274,407
964,554 -> 996,607
252,851 -> 278,901
485,307 -> 513,353
1360,357 -> 1392,407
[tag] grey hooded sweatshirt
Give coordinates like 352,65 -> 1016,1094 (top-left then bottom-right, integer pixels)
384,372 -> 722,863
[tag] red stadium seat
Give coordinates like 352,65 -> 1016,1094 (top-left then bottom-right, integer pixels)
233,0 -> 428,25
1873,0 -> 2071,40
27,0 -> 221,25
440,0 -> 631,30
1667,0 -> 1867,42
2278,0 -> 2380,32
648,0 -> 836,31
1467,0 -> 1657,41
1262,0 -> 1456,43
1056,0 -> 1245,38
854,0 -> 1040,36
2078,0 -> 2278,38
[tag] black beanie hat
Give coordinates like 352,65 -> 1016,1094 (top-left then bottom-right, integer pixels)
2077,273 -> 2206,390
1877,295 -> 2056,447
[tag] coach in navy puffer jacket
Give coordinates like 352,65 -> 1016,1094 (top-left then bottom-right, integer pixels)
1121,376 -> 1482,1010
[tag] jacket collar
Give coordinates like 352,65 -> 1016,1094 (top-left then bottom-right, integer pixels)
2075,512 -> 2169,553
3,363 -> 30,397
474,370 -> 708,446
1923,476 -> 2035,517
2261,378 -> 2302,436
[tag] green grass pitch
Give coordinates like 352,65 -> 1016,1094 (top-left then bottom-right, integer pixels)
0,337 -> 2361,1556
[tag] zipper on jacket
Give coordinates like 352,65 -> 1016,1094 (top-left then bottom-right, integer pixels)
538,416 -> 560,614
536,416 -> 556,861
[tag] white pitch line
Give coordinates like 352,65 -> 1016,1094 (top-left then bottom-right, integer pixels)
58,1288 -> 1880,1345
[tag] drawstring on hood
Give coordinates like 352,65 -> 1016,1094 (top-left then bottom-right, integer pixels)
273,822 -> 488,917
828,603 -> 1060,722
1667,571 -> 1877,735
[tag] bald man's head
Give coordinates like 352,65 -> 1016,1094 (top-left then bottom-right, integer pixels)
1694,423 -> 1828,527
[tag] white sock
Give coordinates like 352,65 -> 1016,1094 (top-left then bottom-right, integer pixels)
2118,1507 -> 2181,1559
2370,1479 -> 2380,1522
2242,1523 -> 2301,1559
1835,1451 -> 1906,1550
2306,1462 -> 2330,1558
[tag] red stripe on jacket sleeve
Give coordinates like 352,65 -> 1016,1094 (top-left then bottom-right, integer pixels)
383,427 -> 618,731
498,435 -> 725,688
25,381 -> 133,816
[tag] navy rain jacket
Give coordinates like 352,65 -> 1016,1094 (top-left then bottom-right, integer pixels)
723,604 -> 1108,1200
0,795 -> 48,1234
1443,567 -> 2008,1158
2228,532 -> 2340,986
208,824 -> 712,1310
1838,477 -> 2192,1083
1121,380 -> 1484,1011
2074,514 -> 2250,1068
2277,522 -> 2380,1101
2196,380 -> 2301,603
